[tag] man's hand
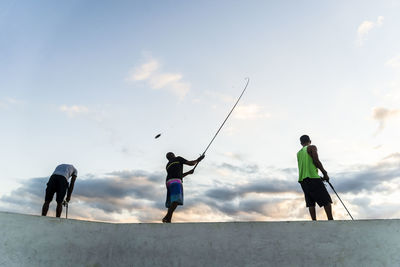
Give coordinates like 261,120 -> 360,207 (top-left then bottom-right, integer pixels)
321,173 -> 330,182
66,196 -> 71,202
197,155 -> 205,162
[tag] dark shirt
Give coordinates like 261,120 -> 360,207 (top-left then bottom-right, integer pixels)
166,156 -> 188,181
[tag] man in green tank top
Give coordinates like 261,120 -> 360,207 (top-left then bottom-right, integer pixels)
297,135 -> 333,220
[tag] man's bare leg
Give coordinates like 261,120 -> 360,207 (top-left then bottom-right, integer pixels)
42,201 -> 51,216
324,204 -> 333,220
163,202 -> 178,223
56,203 -> 63,218
308,206 -> 317,220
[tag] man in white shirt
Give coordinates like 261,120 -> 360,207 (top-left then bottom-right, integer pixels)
41,164 -> 77,217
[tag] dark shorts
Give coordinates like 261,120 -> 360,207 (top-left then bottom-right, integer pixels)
45,174 -> 69,204
300,178 -> 332,207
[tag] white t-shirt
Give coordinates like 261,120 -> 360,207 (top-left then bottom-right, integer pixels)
52,164 -> 78,181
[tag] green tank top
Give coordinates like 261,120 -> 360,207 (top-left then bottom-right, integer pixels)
297,146 -> 320,182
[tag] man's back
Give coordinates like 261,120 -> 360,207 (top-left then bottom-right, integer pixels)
53,164 -> 77,180
166,157 -> 187,181
297,146 -> 319,181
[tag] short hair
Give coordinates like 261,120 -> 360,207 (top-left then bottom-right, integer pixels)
166,152 -> 175,160
300,135 -> 311,145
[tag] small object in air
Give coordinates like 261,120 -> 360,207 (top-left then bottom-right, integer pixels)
155,133 -> 161,139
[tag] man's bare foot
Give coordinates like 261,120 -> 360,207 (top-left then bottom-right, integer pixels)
162,217 -> 170,223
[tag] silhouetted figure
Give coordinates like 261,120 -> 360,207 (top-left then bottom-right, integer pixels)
297,135 -> 333,220
41,164 -> 77,218
162,152 -> 205,223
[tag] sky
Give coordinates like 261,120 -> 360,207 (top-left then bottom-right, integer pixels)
1,0 -> 400,223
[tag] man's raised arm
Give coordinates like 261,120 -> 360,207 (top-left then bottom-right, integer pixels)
184,155 -> 205,166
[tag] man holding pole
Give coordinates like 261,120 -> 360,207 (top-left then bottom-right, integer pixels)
162,152 -> 204,223
297,135 -> 333,220
41,164 -> 77,218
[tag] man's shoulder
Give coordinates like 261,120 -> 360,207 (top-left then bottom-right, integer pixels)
57,163 -> 75,168
306,145 -> 318,155
176,156 -> 187,163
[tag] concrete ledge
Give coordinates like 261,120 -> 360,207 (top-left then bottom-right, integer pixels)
1,211 -> 399,267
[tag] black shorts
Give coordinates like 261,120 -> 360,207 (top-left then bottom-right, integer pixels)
300,178 -> 332,207
45,174 -> 69,204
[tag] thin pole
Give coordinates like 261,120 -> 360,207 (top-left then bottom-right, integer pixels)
327,181 -> 354,220
63,200 -> 68,219
193,78 -> 250,171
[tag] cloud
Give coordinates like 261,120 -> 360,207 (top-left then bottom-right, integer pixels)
126,58 -> 190,99
149,73 -> 182,88
372,107 -> 400,132
127,59 -> 160,81
233,104 -> 271,120
386,55 -> 400,70
356,16 -> 384,46
1,154 -> 400,222
59,105 -> 89,117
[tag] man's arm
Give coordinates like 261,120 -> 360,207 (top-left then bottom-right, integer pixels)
66,175 -> 77,202
182,169 -> 194,178
183,155 -> 205,166
307,145 -> 329,181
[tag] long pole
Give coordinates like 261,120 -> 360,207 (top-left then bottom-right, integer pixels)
193,78 -> 250,171
327,181 -> 354,220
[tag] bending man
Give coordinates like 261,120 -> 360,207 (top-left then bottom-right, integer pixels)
163,152 -> 204,223
41,164 -> 77,217
297,135 -> 333,220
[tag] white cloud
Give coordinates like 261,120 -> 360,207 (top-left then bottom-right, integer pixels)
126,58 -> 190,99
149,73 -> 182,88
356,16 -> 384,46
358,21 -> 374,36
372,107 -> 400,133
386,55 -> 400,70
59,105 -> 89,117
233,104 -> 271,120
126,59 -> 159,81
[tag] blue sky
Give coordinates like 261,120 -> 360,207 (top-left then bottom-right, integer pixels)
1,0 -> 400,222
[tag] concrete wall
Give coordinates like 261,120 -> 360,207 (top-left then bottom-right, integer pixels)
1,211 -> 399,267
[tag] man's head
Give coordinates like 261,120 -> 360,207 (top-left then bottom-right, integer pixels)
300,135 -> 311,146
166,152 -> 175,160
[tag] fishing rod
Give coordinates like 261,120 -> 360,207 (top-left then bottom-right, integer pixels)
192,77 -> 250,171
327,181 -> 354,220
